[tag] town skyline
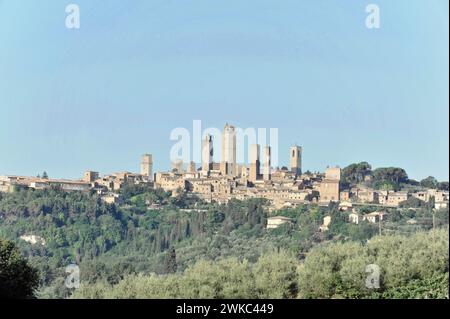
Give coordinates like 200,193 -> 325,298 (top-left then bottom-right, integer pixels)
2,120 -> 448,212
0,120 -> 448,183
0,122 -> 448,183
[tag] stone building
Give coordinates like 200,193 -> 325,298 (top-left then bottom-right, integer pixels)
262,146 -> 271,181
290,145 -> 302,176
202,134 -> 213,173
249,144 -> 260,182
220,123 -> 237,177
140,154 -> 153,181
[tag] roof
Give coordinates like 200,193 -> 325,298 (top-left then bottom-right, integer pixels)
268,216 -> 292,221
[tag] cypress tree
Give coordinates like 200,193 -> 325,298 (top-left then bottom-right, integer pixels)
164,246 -> 177,274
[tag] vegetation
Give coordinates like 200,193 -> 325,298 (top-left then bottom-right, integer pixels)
340,162 -> 448,192
0,176 -> 448,299
0,239 -> 39,299
70,229 -> 448,299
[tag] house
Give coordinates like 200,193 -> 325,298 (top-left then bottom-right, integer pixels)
348,211 -> 360,224
435,201 -> 448,210
386,191 -> 409,207
363,211 -> 387,223
101,193 -> 122,204
339,201 -> 353,211
267,216 -> 293,229
319,216 -> 332,232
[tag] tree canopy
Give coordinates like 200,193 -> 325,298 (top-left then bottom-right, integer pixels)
0,239 -> 40,299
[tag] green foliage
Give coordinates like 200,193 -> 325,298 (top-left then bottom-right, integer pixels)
420,176 -> 438,189
1,186 -> 448,299
253,251 -> 298,298
72,229 -> 449,299
341,162 -> 372,185
371,167 -> 408,190
298,229 -> 449,299
73,252 -> 298,299
437,181 -> 449,191
164,247 -> 177,274
0,239 -> 40,299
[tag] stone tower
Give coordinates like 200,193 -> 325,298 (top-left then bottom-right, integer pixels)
202,134 -> 213,173
290,145 -> 302,176
249,144 -> 260,182
140,154 -> 153,181
220,123 -> 237,177
262,146 -> 271,181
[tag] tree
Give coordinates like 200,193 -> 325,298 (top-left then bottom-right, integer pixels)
179,258 -> 255,298
372,167 -> 408,190
341,162 -> 372,185
420,176 -> 438,189
164,246 -> 177,274
0,239 -> 40,299
297,229 -> 449,299
253,251 -> 298,298
437,181 -> 449,191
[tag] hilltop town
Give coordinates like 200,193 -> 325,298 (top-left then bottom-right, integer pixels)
1,123 -> 449,224
1,124 -> 448,299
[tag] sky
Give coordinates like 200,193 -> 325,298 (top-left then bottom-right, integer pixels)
0,0 -> 448,181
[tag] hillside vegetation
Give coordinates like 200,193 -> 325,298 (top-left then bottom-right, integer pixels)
0,185 -> 448,299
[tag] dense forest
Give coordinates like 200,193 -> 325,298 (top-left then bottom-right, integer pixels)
0,182 -> 448,299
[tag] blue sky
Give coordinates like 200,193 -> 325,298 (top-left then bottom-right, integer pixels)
0,0 -> 448,181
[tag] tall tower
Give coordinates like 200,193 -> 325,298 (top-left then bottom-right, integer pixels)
290,146 -> 302,176
140,154 -> 153,181
249,144 -> 260,182
262,146 -> 271,181
171,159 -> 184,173
188,161 -> 196,173
220,123 -> 237,176
202,134 -> 213,173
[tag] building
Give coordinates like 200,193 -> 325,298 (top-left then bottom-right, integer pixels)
171,159 -> 184,173
267,216 -> 292,229
363,211 -> 387,223
220,123 -> 237,177
412,189 -> 450,204
249,144 -> 260,182
339,201 -> 353,211
83,171 -> 99,183
155,172 -> 186,193
140,154 -> 153,180
319,216 -> 332,231
202,134 -> 213,173
318,179 -> 339,202
101,193 -> 122,204
0,175 -> 91,192
325,167 -> 341,181
348,211 -> 360,224
354,187 -> 378,203
262,146 -> 271,181
187,161 -> 196,173
386,191 -> 409,207
289,145 -> 302,176
339,190 -> 350,201
435,201 -> 449,210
